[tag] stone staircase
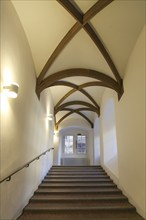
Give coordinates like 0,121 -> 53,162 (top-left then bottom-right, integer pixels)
18,166 -> 144,220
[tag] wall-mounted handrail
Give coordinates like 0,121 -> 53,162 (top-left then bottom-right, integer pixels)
0,147 -> 54,184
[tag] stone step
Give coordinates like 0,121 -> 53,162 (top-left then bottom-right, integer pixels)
35,188 -> 122,195
30,195 -> 128,203
32,193 -> 126,199
24,205 -> 136,214
18,210 -> 144,220
47,172 -> 107,176
50,166 -> 104,169
50,169 -> 104,172
43,178 -> 113,183
26,201 -> 134,209
39,182 -> 116,188
52,166 -> 102,168
29,197 -> 129,207
48,171 -> 106,175
46,175 -> 109,179
50,166 -> 103,171
50,170 -> 104,173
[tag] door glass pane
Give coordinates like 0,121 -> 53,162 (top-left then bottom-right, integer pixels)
76,135 -> 86,154
64,136 -> 73,154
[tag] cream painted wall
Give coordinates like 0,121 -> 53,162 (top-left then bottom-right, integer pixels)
100,26 -> 146,218
100,89 -> 119,185
100,96 -> 119,179
93,116 -> 100,165
0,1 -> 54,219
53,131 -> 60,165
116,25 -> 146,218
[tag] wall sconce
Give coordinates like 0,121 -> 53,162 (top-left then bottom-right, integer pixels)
3,82 -> 19,98
54,129 -> 58,135
48,114 -> 53,121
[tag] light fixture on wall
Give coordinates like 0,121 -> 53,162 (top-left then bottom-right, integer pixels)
47,114 -> 53,121
3,82 -> 19,98
54,129 -> 58,135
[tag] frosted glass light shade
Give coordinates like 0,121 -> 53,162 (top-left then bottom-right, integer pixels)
3,83 -> 19,98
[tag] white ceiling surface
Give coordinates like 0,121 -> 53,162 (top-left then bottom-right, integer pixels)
12,0 -> 145,129
91,0 -> 146,75
47,28 -> 113,78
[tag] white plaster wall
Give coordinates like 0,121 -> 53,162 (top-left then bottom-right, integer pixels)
116,25 -> 146,218
101,96 -> 119,178
88,129 -> 94,165
53,131 -> 60,165
99,89 -> 119,185
93,116 -> 100,165
0,1 -> 54,219
100,26 -> 146,218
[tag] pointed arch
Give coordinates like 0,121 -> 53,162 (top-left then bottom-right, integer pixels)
37,69 -> 123,99
56,109 -> 94,128
54,100 -> 100,116
55,87 -> 99,109
37,0 -> 116,83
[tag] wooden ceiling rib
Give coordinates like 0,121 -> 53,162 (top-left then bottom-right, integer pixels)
55,87 -> 99,109
56,109 -> 94,128
37,22 -> 81,83
37,0 -> 118,83
56,0 -> 122,84
35,0 -> 124,129
57,0 -> 83,24
60,108 -> 95,112
54,100 -> 100,115
84,23 -> 122,84
49,81 -> 118,92
83,0 -> 114,24
38,68 -> 122,97
57,0 -> 114,25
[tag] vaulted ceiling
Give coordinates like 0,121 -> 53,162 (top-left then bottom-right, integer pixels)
12,0 -> 145,129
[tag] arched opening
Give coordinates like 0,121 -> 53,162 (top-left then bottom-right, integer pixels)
54,126 -> 94,166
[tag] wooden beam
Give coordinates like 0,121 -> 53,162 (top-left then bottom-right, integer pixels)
57,0 -> 114,25
40,69 -> 119,88
49,81 -> 78,88
57,0 -> 83,24
76,111 -> 94,128
55,109 -> 94,128
55,89 -> 77,109
54,100 -> 100,115
84,23 -> 122,84
55,87 -> 99,109
50,80 -> 116,91
37,22 -> 81,83
49,80 -> 122,100
54,0 -> 122,85
83,0 -> 114,24
56,111 -> 73,126
54,0 -> 122,84
37,69 -> 122,97
37,0 -> 115,82
59,107 -> 95,112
